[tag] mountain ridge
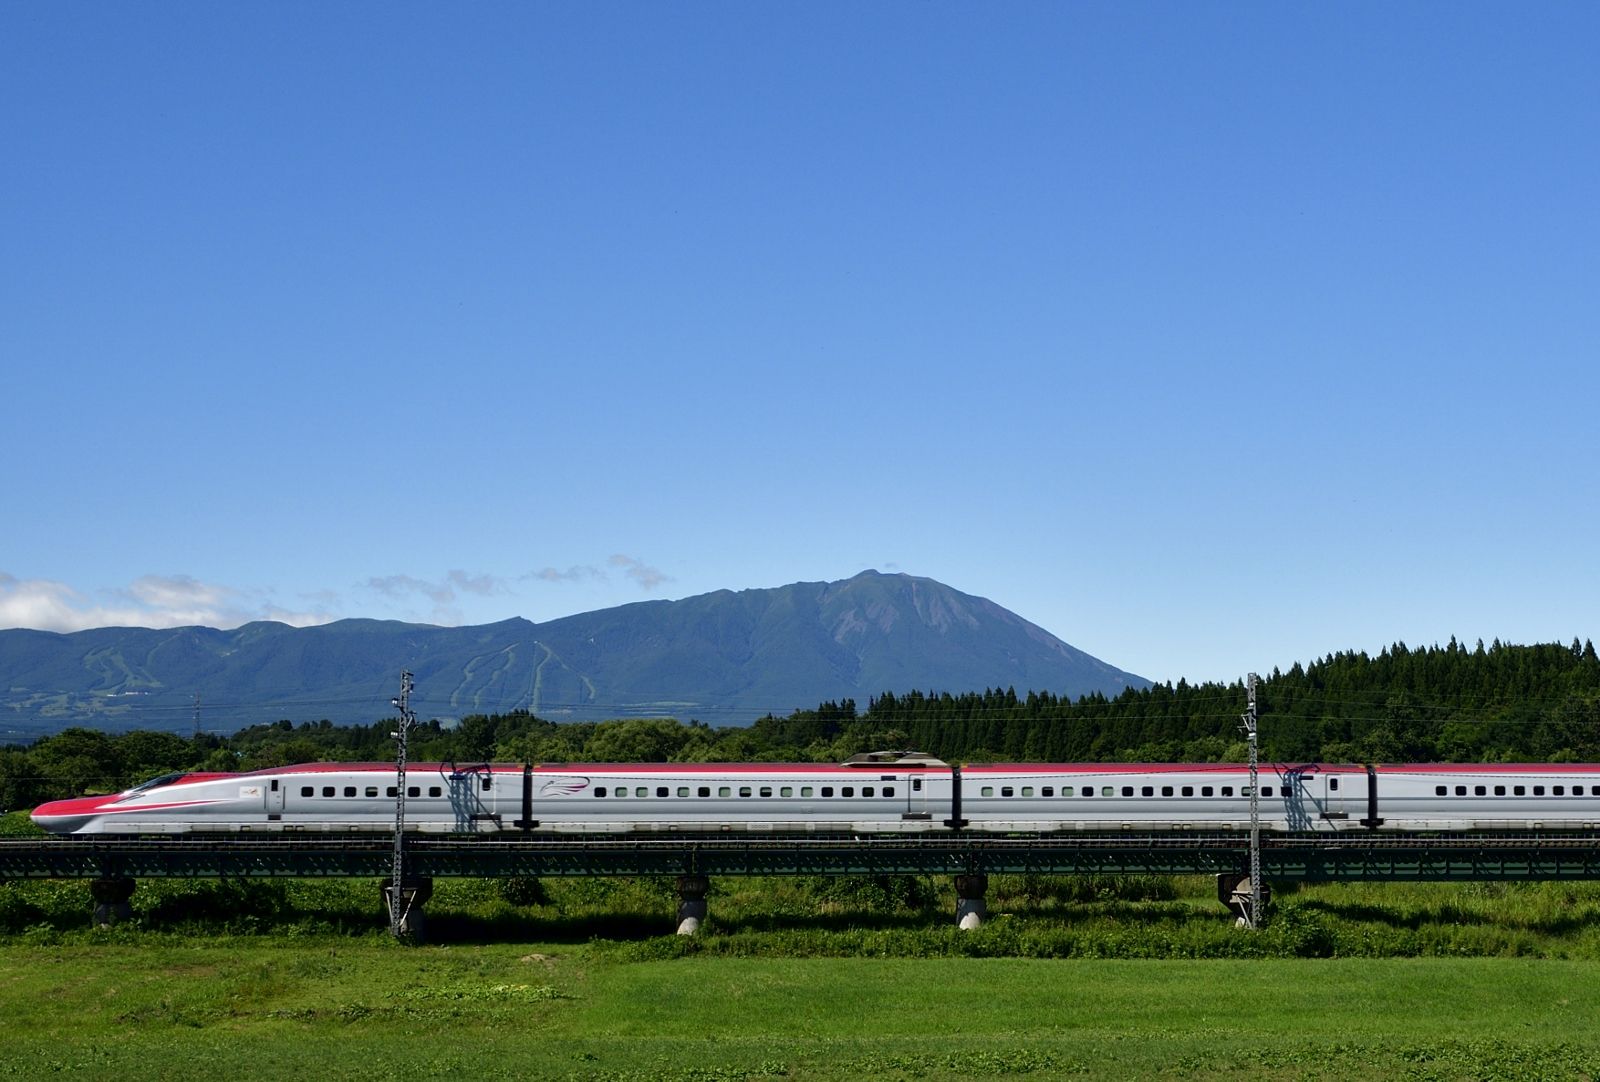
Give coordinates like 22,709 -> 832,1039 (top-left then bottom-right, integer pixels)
0,571 -> 1149,736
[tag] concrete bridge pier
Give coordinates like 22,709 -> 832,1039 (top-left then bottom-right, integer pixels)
381,876 -> 434,942
1216,873 -> 1272,926
676,875 -> 710,935
91,877 -> 137,927
955,874 -> 988,930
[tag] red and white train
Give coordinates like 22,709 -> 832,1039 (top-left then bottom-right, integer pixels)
29,753 -> 1600,835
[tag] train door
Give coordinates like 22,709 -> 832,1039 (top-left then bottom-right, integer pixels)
1322,773 -> 1349,822
1283,769 -> 1349,831
903,773 -> 932,821
448,766 -> 498,831
267,778 -> 285,818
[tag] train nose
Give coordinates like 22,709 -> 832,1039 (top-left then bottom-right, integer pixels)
30,796 -> 107,834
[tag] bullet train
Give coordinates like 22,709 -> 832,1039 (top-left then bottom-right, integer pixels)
29,753 -> 1600,836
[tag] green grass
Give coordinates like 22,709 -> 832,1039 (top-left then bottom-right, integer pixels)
1,944 -> 1598,1080
5,874 -> 1600,1078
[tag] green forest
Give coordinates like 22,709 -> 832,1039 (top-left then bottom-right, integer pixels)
4,638 -> 1598,810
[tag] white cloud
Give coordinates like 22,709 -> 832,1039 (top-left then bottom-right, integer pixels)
523,558 -> 670,591
361,570 -> 514,624
446,570 -> 506,597
0,572 -> 337,632
367,574 -> 454,604
610,554 -> 671,591
526,565 -> 604,583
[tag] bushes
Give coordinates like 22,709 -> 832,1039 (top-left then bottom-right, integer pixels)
4,876 -> 1600,960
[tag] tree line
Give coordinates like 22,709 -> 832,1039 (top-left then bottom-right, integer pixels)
4,638 -> 1597,809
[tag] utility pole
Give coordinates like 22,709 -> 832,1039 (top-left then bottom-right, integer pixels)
388,670 -> 416,938
1241,672 -> 1262,928
192,693 -> 201,740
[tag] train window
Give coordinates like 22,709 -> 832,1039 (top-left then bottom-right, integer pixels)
595,787 -> 607,797
1241,787 -> 1253,797
387,787 -> 398,797
842,787 -> 855,797
1121,786 -> 1134,797
408,786 -> 420,798
1042,786 -> 1054,797
656,787 -> 669,798
1162,786 -> 1174,797
1201,786 -> 1214,797
301,786 -> 314,798
634,787 -> 648,797
913,778 -> 923,791
677,787 -> 690,798
271,780 -> 280,791
1261,787 -> 1274,797
883,786 -> 894,797
1181,786 -> 1193,797
780,786 -> 793,797
1576,786 -> 1587,797
1102,787 -> 1115,797
1456,785 -> 1467,796
614,788 -> 627,798
1001,787 -> 1014,798
1555,786 -> 1566,796
429,786 -> 442,798
322,787 -> 335,798
1514,785 -> 1525,796
699,786 -> 711,797
482,777 -> 492,792
1474,786 -> 1487,796
1494,785 -> 1506,797
1436,786 -> 1448,796
1534,786 -> 1545,796
1330,778 -> 1339,791
1078,787 -> 1090,797
1221,786 -> 1233,797
760,787 -> 773,798
1020,786 -> 1033,797
981,786 -> 995,797
800,786 -> 813,797
1141,786 -> 1154,797
861,786 -> 874,797
344,786 -> 357,798
821,787 -> 834,797
719,786 -> 732,797
739,787 -> 752,798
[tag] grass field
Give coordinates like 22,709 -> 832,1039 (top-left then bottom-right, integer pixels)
5,863 -> 1600,1079
2,944 -> 1598,1080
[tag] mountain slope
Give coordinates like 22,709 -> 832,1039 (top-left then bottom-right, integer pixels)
0,571 -> 1149,735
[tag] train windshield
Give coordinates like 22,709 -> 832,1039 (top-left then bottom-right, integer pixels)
121,772 -> 188,797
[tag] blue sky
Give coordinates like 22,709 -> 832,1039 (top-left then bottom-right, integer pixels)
3,3 -> 1596,690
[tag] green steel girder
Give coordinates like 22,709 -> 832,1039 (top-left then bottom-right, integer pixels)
4,833 -> 1600,882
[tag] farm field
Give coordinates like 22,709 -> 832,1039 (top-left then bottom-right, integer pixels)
1,944 -> 1597,1081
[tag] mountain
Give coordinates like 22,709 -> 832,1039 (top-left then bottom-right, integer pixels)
0,571 -> 1149,737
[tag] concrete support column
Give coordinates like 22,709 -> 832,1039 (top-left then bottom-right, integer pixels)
676,875 -> 710,935
91,877 -> 137,927
954,874 -> 988,930
381,876 -> 435,943
1216,873 -> 1271,927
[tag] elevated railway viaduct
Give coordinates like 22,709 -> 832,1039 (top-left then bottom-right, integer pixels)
5,831 -> 1600,940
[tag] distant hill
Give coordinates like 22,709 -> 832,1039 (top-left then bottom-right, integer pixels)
0,570 -> 1149,737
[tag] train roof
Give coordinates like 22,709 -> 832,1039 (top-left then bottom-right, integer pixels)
231,760 -> 1600,778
